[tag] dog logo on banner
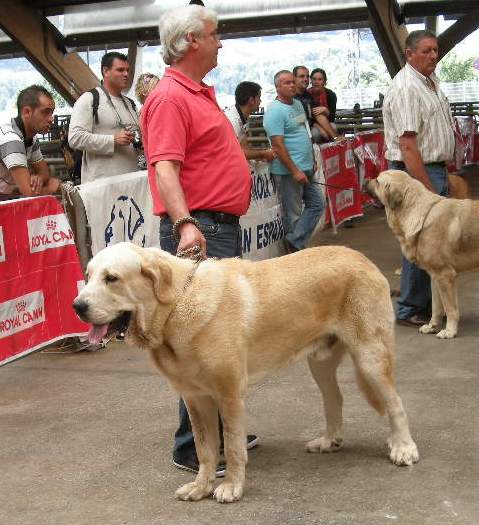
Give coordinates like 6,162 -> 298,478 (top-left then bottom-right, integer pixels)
105,195 -> 146,248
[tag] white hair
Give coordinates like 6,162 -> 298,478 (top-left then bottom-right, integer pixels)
159,5 -> 218,66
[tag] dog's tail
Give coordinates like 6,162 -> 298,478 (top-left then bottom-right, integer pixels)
355,369 -> 386,415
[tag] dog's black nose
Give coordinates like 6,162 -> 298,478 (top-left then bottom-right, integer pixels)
72,299 -> 89,316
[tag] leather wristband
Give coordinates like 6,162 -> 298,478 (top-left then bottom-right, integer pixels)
172,216 -> 201,242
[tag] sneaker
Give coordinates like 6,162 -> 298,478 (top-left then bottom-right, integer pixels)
220,434 -> 259,454
172,455 -> 226,478
246,434 -> 259,450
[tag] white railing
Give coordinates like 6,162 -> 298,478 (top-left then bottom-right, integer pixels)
335,81 -> 479,109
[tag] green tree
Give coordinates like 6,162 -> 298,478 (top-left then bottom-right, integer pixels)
438,52 -> 476,82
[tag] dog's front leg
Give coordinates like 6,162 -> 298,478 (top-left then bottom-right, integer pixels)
419,276 -> 444,335
435,271 -> 459,339
175,395 -> 219,502
214,396 -> 247,503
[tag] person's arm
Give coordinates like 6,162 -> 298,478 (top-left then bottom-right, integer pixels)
9,165 -> 60,196
68,92 -> 133,156
154,160 -> 206,254
399,133 -> 435,192
270,135 -> 308,185
239,137 -> 276,162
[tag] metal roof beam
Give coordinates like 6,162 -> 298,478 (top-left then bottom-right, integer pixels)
365,0 -> 408,78
0,0 -> 99,105
437,6 -> 479,60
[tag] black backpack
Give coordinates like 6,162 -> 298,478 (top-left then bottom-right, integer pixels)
61,88 -> 138,184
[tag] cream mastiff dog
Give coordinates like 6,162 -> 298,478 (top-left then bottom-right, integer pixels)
366,169 -> 479,339
73,242 -> 419,503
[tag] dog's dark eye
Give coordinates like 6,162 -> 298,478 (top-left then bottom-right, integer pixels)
105,274 -> 119,284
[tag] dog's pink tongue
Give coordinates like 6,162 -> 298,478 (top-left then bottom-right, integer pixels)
88,324 -> 108,345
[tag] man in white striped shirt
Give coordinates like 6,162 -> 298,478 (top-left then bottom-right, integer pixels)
383,30 -> 455,327
0,85 -> 60,198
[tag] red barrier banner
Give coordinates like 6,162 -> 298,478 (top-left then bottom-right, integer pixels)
353,130 -> 388,206
320,140 -> 363,227
0,196 -> 88,366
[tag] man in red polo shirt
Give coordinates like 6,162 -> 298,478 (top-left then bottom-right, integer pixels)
141,4 -> 256,478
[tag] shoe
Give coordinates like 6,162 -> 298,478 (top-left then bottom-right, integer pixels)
285,240 -> 299,254
220,434 -> 259,455
246,434 -> 259,450
173,455 -> 226,478
396,314 -> 429,327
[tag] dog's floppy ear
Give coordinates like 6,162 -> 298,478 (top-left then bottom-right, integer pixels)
140,251 -> 175,304
384,182 -> 403,210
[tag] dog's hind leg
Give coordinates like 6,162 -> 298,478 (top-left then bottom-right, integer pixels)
419,276 -> 445,335
350,342 -> 419,466
214,395 -> 247,503
175,395 -> 219,502
306,340 -> 346,453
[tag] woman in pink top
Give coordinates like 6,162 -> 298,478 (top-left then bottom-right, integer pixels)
308,68 -> 341,142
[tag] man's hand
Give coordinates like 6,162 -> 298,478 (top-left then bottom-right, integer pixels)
292,168 -> 309,185
262,149 -> 277,162
30,174 -> 43,194
177,222 -> 207,256
114,130 -> 134,146
312,106 -> 329,118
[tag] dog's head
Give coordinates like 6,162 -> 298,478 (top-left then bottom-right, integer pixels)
73,243 -> 175,345
365,170 -> 419,211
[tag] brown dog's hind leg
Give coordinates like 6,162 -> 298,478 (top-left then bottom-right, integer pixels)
175,395 -> 219,502
306,341 -> 346,453
351,343 -> 419,466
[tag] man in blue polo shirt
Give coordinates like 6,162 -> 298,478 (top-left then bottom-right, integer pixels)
263,70 -> 324,252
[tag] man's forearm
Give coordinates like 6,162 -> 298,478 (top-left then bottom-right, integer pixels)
399,135 -> 435,191
155,160 -> 189,221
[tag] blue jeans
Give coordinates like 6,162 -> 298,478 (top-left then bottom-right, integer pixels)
389,161 -> 449,320
273,170 -> 325,250
160,215 -> 242,462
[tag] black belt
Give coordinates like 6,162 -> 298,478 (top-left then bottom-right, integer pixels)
191,210 -> 239,225
391,161 -> 446,168
161,210 -> 240,225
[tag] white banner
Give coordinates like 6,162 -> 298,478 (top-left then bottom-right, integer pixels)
78,170 -> 161,256
78,164 -> 286,261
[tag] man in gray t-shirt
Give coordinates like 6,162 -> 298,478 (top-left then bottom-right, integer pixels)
0,85 -> 60,198
68,51 -> 139,184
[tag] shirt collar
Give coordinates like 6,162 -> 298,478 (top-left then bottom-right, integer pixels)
405,62 -> 439,87
164,67 -> 213,94
12,116 -> 33,147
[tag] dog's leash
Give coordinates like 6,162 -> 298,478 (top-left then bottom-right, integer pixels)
315,180 -> 370,196
176,245 -> 206,291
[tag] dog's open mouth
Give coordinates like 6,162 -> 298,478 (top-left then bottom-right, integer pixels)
88,311 -> 132,345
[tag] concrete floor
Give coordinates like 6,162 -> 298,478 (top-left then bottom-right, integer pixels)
1,206 -> 479,525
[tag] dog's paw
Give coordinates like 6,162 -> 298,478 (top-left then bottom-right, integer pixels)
213,481 -> 244,503
419,323 -> 438,334
175,481 -> 213,501
306,436 -> 343,453
387,438 -> 419,466
436,328 -> 456,339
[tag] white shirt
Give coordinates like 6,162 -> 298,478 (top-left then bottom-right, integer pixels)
0,118 -> 43,195
224,105 -> 247,142
68,88 -> 139,184
383,63 -> 455,164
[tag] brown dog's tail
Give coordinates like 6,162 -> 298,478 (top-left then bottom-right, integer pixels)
353,346 -> 395,416
354,369 -> 386,415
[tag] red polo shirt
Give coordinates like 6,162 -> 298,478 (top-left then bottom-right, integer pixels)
141,68 -> 251,216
